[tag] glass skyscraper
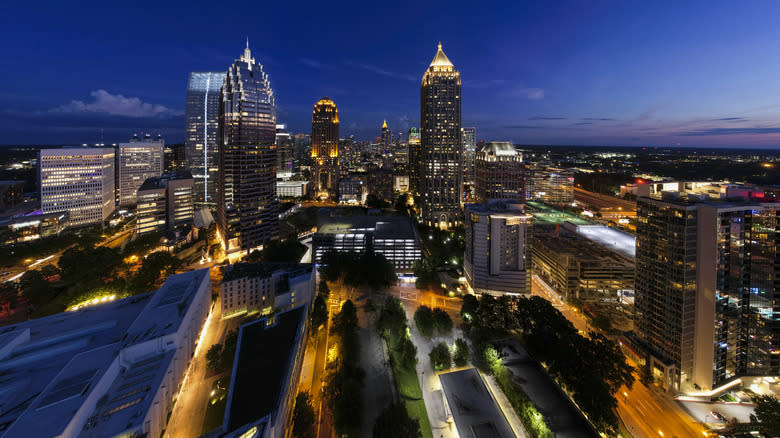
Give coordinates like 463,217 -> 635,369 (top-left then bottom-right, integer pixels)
185,71 -> 224,206
311,97 -> 340,198
217,43 -> 278,254
420,43 -> 462,229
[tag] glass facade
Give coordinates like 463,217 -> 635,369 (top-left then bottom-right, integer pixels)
474,141 -> 524,202
185,71 -> 224,205
217,44 -> 278,252
420,43 -> 462,229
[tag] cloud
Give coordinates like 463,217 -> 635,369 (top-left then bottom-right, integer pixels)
571,122 -> 592,126
504,125 -> 543,129
529,116 -> 565,120
582,117 -> 616,121
299,58 -> 333,70
52,90 -> 181,118
345,61 -> 416,81
514,87 -> 544,100
710,117 -> 745,122
678,127 -> 780,136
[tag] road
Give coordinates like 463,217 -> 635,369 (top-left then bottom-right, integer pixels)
165,270 -> 233,438
531,274 -> 707,438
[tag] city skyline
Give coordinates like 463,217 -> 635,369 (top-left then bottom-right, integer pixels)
2,2 -> 780,148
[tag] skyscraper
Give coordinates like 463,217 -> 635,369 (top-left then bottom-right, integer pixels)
275,124 -> 294,172
408,127 -> 421,194
420,42 -> 462,229
474,141 -> 524,202
117,135 -> 164,206
462,126 -> 476,199
217,43 -> 278,255
311,97 -> 340,198
39,148 -> 115,227
185,71 -> 225,206
635,192 -> 779,393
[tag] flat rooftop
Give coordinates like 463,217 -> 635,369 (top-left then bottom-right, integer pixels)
570,224 -> 636,259
221,262 -> 313,283
225,306 -> 307,433
439,368 -> 515,438
527,201 -> 591,226
0,268 -> 210,438
535,232 -> 634,267
317,215 -> 418,240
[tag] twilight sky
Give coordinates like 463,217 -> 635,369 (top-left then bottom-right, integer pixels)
2,1 -> 780,148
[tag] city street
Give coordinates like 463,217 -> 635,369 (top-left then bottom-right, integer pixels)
166,271 -> 234,438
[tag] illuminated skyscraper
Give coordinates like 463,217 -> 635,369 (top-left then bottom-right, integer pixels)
311,97 -> 340,198
420,42 -> 462,229
635,193 -> 779,393
117,135 -> 164,206
474,141 -> 524,202
462,127 -> 476,199
39,148 -> 115,227
217,43 -> 278,255
275,124 -> 294,172
408,127 -> 421,194
185,71 -> 225,206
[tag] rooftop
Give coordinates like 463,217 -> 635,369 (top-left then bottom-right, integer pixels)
138,170 -> 194,191
225,306 -> 307,433
439,368 -> 514,438
429,42 -> 454,67
0,269 -> 210,438
317,215 -> 418,240
221,262 -> 313,283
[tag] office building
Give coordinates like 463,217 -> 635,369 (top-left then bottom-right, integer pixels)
117,135 -> 164,206
338,176 -> 366,204
1,212 -> 69,245
220,262 -> 313,319
39,148 -> 115,227
217,43 -> 278,256
407,127 -> 421,194
275,124 -> 294,172
420,43 -> 462,229
185,71 -> 225,205
0,181 -> 25,211
313,215 -> 422,270
136,171 -> 194,235
474,141 -> 524,202
527,166 -> 574,206
163,142 -> 186,173
462,127 -> 476,199
366,165 -> 394,202
311,97 -> 340,198
532,232 -> 634,300
464,201 -> 532,296
276,180 -> 308,199
0,269 -> 211,438
217,306 -> 307,438
635,193 -> 779,393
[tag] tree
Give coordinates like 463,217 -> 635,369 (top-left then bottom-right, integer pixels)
460,294 -> 478,321
394,335 -> 418,369
40,264 -> 60,279
429,342 -> 451,371
453,338 -> 470,366
378,297 -> 407,336
206,344 -> 223,372
366,194 -> 388,209
432,308 -> 453,335
318,281 -> 330,299
373,402 -> 422,438
292,392 -> 316,438
591,314 -> 611,331
483,346 -> 502,375
413,305 -> 434,337
753,394 -> 780,433
18,269 -> 50,305
311,294 -> 328,330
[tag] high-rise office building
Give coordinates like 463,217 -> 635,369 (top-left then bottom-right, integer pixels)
39,148 -> 115,227
217,43 -> 278,255
408,127 -> 421,194
464,200 -> 532,296
275,124 -> 294,172
420,42 -> 462,229
311,97 -> 340,198
136,171 -> 195,235
635,193 -> 779,393
117,135 -> 164,206
474,141 -> 524,202
185,71 -> 225,206
527,165 -> 574,206
462,127 -> 476,199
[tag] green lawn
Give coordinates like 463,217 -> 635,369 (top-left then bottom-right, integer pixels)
386,335 -> 433,438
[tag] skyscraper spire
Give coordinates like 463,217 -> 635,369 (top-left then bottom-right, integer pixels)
241,38 -> 254,65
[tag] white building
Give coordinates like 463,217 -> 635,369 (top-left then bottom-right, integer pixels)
0,269 -> 211,438
276,180 -> 308,198
220,263 -> 314,319
39,148 -> 115,227
464,200 -> 533,296
118,135 -> 164,206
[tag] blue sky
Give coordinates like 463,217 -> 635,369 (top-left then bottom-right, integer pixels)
1,1 -> 780,147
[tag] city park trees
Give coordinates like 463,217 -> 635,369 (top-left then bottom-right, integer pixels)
325,300 -> 364,436
462,294 -> 634,435
319,251 -> 396,290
